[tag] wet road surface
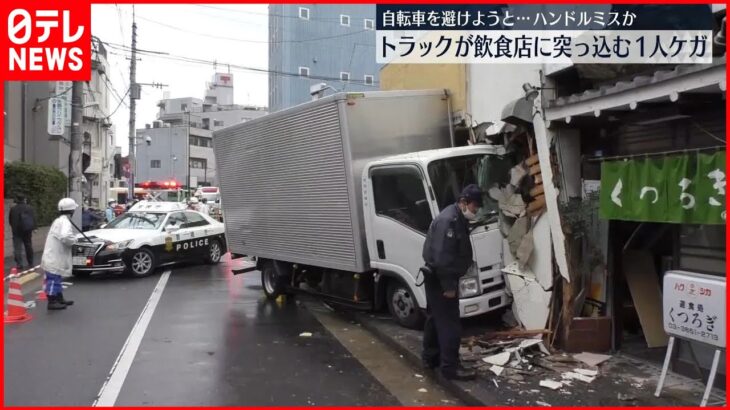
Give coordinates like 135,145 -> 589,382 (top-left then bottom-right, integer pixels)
4,256 -> 454,406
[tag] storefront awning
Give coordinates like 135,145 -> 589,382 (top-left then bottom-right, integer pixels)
544,58 -> 726,122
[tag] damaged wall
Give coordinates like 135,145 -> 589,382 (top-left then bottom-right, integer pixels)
467,64 -> 554,332
468,64 -> 542,134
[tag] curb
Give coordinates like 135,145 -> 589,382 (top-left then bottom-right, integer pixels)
344,311 -> 488,407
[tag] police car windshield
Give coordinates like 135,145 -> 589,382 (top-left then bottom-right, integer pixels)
105,212 -> 166,230
428,154 -> 511,223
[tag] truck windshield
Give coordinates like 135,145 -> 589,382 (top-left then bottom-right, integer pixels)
427,154 -> 512,222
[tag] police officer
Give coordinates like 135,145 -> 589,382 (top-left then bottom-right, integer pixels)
421,184 -> 482,381
40,198 -> 79,310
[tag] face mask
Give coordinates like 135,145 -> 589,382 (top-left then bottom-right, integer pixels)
462,208 -> 477,221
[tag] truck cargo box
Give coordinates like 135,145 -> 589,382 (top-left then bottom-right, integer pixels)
213,90 -> 453,272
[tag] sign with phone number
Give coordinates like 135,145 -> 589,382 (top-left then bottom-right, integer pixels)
663,270 -> 725,348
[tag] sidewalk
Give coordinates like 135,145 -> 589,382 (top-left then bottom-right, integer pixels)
4,251 -> 44,277
350,313 -> 726,407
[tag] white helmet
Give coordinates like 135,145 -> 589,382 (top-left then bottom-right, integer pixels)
58,198 -> 78,212
190,197 -> 199,204
108,199 -> 116,204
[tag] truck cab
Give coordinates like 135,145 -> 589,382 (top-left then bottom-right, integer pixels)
362,145 -> 511,327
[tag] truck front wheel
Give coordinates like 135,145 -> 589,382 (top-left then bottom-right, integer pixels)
261,261 -> 288,300
386,281 -> 424,329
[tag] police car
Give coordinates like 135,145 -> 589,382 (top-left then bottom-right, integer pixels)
72,201 -> 227,277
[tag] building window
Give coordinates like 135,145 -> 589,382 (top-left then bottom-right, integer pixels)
298,7 -> 309,20
340,15 -> 350,26
150,160 -> 161,169
299,66 -> 310,77
213,120 -> 224,127
340,72 -> 350,82
364,75 -> 374,86
189,136 -> 213,148
180,103 -> 188,112
190,157 -> 207,169
364,19 -> 375,30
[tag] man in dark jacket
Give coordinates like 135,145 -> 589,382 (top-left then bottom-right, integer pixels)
9,195 -> 37,269
421,184 -> 482,381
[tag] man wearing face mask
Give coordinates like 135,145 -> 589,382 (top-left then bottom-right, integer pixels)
420,184 -> 482,381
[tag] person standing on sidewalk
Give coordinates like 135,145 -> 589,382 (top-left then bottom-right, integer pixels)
105,199 -> 116,223
420,184 -> 482,381
40,198 -> 79,310
9,195 -> 36,270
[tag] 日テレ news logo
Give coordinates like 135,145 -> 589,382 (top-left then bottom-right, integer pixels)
3,1 -> 90,80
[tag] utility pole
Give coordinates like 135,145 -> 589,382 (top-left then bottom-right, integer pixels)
127,11 -> 138,203
69,81 -> 84,226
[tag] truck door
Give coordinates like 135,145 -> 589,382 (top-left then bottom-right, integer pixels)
366,165 -> 434,309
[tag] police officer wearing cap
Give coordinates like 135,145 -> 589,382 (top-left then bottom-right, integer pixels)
420,184 -> 482,381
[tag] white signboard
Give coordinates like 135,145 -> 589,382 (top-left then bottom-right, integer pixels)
55,81 -> 73,125
47,97 -> 65,136
663,270 -> 725,348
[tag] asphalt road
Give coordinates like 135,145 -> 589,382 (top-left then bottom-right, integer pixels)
4,256 -> 455,406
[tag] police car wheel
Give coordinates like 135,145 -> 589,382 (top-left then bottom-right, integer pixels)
127,248 -> 156,277
206,239 -> 222,264
386,282 -> 424,330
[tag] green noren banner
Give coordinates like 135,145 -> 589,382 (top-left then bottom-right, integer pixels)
599,152 -> 726,225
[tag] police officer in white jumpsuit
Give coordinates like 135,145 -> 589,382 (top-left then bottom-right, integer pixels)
40,198 -> 79,310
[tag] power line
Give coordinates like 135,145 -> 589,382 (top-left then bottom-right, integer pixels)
133,14 -> 372,45
101,72 -> 129,109
196,4 -> 375,24
102,41 -> 379,86
106,88 -> 130,119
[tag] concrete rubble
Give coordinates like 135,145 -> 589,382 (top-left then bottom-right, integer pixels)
460,332 -> 616,396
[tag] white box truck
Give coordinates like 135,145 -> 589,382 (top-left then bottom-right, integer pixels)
214,90 -> 511,328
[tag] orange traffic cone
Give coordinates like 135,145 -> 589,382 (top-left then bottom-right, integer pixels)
5,274 -> 32,323
37,277 -> 48,301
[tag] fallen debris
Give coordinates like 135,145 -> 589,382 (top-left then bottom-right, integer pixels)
414,374 -> 424,379
573,352 -> 611,367
574,368 -> 598,377
545,355 -> 579,364
617,393 -> 636,401
492,379 -> 499,388
482,352 -> 511,366
539,379 -> 563,390
489,365 -> 505,376
519,339 -> 543,349
475,329 -> 552,341
536,401 -> 552,407
418,388 -> 428,393
562,371 -> 596,383
299,332 -> 313,337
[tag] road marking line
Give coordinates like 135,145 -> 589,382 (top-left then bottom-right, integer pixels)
92,270 -> 171,407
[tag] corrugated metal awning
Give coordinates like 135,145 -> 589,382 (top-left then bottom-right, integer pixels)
544,57 -> 726,122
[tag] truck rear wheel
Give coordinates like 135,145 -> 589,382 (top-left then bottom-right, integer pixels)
386,281 -> 424,329
261,261 -> 288,300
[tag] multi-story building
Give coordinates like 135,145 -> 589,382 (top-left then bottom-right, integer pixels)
134,73 -> 267,188
3,38 -> 121,208
268,4 -> 380,112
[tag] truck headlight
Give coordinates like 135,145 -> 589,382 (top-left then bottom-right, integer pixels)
459,277 -> 480,298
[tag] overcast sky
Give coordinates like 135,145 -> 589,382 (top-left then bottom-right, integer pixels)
91,4 -> 269,155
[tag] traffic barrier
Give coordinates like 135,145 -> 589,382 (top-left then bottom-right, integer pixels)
4,271 -> 32,324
